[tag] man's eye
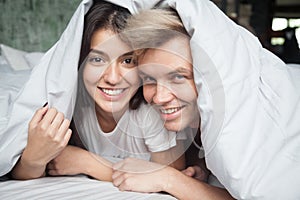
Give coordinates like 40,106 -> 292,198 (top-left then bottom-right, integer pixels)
174,74 -> 185,79
142,76 -> 156,84
171,74 -> 186,83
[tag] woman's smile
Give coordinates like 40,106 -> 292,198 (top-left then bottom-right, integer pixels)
97,86 -> 128,100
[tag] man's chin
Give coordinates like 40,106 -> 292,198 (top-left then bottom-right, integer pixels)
164,122 -> 184,132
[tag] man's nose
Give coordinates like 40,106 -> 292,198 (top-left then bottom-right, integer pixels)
153,83 -> 174,105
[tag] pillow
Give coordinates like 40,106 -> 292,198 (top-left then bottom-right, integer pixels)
0,44 -> 44,71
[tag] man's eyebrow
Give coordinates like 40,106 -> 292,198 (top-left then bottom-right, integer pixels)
138,70 -> 147,76
169,67 -> 192,74
168,67 -> 193,78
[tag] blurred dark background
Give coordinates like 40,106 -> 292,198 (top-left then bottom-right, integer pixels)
212,0 -> 300,64
0,0 -> 299,64
0,0 -> 81,52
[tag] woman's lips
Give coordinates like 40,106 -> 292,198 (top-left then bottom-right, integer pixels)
101,88 -> 125,96
97,87 -> 127,100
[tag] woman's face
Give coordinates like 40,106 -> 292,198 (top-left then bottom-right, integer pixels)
83,29 -> 140,117
138,38 -> 200,132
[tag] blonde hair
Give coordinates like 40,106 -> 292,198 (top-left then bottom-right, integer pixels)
121,8 -> 189,52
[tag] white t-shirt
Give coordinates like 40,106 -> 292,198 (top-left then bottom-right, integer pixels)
73,82 -> 186,162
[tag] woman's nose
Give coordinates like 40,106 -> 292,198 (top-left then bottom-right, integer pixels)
103,61 -> 122,85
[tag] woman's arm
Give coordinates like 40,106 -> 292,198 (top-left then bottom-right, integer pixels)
112,158 -> 235,200
11,105 -> 72,180
47,145 -> 113,182
150,140 -> 186,170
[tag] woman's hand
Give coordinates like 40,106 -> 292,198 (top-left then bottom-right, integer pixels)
48,145 -> 114,182
11,105 -> 72,180
24,105 -> 72,166
47,145 -> 89,176
112,157 -> 171,193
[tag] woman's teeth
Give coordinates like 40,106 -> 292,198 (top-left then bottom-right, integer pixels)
102,88 -> 124,96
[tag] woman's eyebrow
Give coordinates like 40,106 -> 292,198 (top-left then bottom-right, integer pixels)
90,49 -> 134,59
89,49 -> 110,61
89,49 -> 107,56
120,51 -> 134,57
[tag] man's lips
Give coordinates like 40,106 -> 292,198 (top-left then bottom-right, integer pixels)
159,106 -> 185,114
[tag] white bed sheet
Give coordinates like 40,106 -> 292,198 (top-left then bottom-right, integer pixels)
0,175 -> 176,200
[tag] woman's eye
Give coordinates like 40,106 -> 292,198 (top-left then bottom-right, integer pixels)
123,58 -> 132,64
87,56 -> 105,66
122,56 -> 137,68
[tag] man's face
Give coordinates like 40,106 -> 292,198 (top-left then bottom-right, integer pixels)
138,38 -> 200,131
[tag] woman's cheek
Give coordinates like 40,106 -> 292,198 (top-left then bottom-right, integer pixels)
83,66 -> 104,84
123,68 -> 140,86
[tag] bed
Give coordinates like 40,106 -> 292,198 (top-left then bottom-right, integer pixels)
0,44 -> 176,200
1,0 -> 300,198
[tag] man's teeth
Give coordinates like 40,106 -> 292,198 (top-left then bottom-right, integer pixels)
102,88 -> 124,95
161,107 -> 181,114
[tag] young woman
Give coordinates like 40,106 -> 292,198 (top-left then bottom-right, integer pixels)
10,1 -> 186,181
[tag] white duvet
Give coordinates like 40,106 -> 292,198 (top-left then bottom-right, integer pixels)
0,0 -> 299,199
